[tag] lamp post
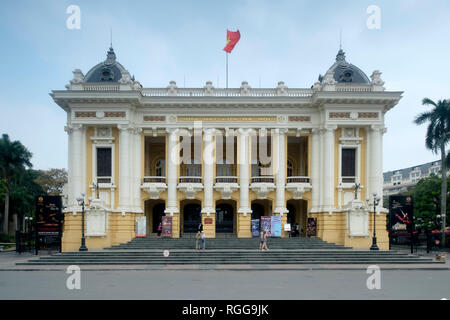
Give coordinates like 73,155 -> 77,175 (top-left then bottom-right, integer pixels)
76,193 -> 88,252
366,193 -> 381,251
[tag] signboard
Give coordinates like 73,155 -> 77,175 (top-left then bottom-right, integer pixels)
251,219 -> 260,237
284,223 -> 291,232
306,218 -> 317,237
389,196 -> 414,234
271,216 -> 282,237
260,216 -> 271,237
35,196 -> 63,252
161,216 -> 172,238
135,216 -> 147,238
204,218 -> 213,225
36,196 -> 62,235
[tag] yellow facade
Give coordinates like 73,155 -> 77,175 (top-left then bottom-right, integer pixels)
61,126 -> 389,252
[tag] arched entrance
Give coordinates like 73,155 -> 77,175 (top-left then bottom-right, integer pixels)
182,202 -> 201,233
152,203 -> 165,233
287,204 -> 296,225
251,203 -> 265,220
216,203 -> 234,233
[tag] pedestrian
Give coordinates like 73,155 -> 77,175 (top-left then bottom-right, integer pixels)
260,230 -> 264,250
261,230 -> 269,251
198,222 -> 203,233
201,231 -> 206,250
157,222 -> 162,237
195,231 -> 201,250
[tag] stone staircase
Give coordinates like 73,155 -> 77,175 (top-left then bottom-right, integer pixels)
17,237 -> 443,265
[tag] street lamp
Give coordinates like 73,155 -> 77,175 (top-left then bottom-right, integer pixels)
76,193 -> 88,252
366,193 -> 381,251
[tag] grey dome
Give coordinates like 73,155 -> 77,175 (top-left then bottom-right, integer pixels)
84,47 -> 127,83
319,49 -> 370,84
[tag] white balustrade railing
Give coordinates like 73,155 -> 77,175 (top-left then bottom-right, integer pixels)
179,176 -> 202,183
83,84 -> 120,91
143,176 -> 166,183
215,176 -> 238,183
286,176 -> 310,184
251,176 -> 274,183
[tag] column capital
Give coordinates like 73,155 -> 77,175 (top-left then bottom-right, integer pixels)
166,128 -> 180,135
203,128 -> 217,136
237,128 -> 253,136
370,125 -> 386,133
65,124 -> 83,133
117,123 -> 132,132
321,125 -> 337,133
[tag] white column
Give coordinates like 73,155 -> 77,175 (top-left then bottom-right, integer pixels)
238,129 -> 252,216
133,127 -> 143,213
322,126 -> 336,214
369,125 -> 384,209
70,124 -> 83,211
310,128 -> 320,212
118,124 -> 131,213
202,128 -> 215,215
365,127 -> 371,199
274,129 -> 288,215
165,128 -> 179,216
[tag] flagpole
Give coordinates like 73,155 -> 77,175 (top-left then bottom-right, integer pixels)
226,52 -> 228,89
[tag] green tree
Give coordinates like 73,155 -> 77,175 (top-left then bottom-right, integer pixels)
412,175 -> 449,231
34,168 -> 68,195
0,134 -> 33,234
414,98 -> 450,245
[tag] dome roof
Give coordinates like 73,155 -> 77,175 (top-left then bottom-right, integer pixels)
84,47 -> 127,83
320,49 -> 370,84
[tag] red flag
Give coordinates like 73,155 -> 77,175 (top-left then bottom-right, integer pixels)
223,29 -> 240,53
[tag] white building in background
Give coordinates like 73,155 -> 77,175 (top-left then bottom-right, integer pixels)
383,160 -> 444,196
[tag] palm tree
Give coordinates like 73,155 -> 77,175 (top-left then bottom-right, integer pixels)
0,134 -> 32,235
414,98 -> 450,247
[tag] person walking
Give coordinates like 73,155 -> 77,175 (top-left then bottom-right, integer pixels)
261,230 -> 269,251
201,231 -> 206,250
157,222 -> 162,238
195,231 -> 201,250
198,222 -> 203,233
260,230 -> 264,250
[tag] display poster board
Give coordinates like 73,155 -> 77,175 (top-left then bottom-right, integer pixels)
389,196 -> 414,234
251,219 -> 260,237
271,216 -> 282,237
260,216 -> 271,237
35,195 -> 63,252
306,218 -> 317,237
161,216 -> 172,237
284,223 -> 291,232
135,216 -> 147,238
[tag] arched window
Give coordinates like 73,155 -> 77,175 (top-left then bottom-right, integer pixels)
155,159 -> 166,177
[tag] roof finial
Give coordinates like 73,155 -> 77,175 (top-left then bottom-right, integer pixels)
110,27 -> 113,49
339,28 -> 342,50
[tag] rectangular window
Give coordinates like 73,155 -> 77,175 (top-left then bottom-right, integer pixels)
341,148 -> 356,183
97,148 -> 112,177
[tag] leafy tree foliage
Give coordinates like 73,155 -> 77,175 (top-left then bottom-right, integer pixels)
34,168 -> 67,195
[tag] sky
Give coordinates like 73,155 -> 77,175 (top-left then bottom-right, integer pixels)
0,0 -> 449,172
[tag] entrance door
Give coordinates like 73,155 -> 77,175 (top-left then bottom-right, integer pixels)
251,203 -> 264,220
216,204 -> 234,233
152,203 -> 165,233
183,203 -> 201,233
